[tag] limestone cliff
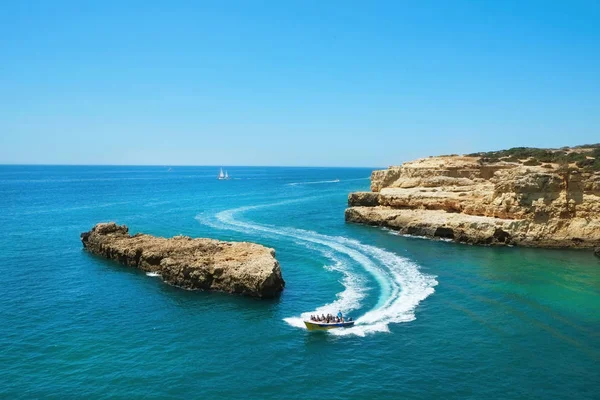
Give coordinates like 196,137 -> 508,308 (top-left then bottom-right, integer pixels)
346,146 -> 600,248
81,223 -> 285,298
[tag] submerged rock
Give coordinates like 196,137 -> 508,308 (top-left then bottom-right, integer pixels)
346,146 -> 600,248
595,247 -> 600,257
81,222 -> 285,298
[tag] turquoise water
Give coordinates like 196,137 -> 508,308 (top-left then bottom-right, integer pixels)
0,166 -> 598,399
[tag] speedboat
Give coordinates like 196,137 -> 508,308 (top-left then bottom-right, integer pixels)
304,320 -> 355,331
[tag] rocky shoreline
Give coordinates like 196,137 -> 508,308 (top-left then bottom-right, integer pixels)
346,146 -> 600,248
81,223 -> 285,298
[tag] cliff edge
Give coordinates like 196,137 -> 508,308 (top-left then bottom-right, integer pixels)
81,223 -> 285,298
346,146 -> 600,248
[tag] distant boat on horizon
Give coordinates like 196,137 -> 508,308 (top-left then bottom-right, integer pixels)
218,168 -> 230,180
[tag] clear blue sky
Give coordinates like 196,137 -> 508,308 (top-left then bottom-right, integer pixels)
1,1 -> 598,167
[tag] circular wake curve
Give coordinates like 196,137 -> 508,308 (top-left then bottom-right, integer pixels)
195,200 -> 437,337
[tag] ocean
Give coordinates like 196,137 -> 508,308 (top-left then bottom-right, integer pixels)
0,166 -> 598,399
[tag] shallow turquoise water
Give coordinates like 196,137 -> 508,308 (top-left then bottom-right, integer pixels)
0,166 -> 598,399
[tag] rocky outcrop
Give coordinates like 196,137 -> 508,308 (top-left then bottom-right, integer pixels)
348,192 -> 380,207
595,247 -> 600,257
81,223 -> 285,298
346,147 -> 600,248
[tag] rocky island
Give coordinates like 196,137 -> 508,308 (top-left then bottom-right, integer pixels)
81,223 -> 285,298
346,145 -> 600,248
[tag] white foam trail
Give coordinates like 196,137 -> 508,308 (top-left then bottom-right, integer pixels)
327,238 -> 437,336
146,272 -> 161,277
298,248 -> 367,318
282,317 -> 307,329
278,229 -> 437,336
287,177 -> 370,186
195,200 -> 437,337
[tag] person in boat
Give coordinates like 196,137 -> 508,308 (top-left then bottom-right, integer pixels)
337,311 -> 343,320
321,314 -> 326,322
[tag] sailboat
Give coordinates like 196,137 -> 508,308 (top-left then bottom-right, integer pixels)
218,168 -> 230,180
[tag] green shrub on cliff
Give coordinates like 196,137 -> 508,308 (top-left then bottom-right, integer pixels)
468,145 -> 600,171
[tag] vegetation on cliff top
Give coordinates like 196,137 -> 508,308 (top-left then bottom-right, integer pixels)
467,144 -> 600,172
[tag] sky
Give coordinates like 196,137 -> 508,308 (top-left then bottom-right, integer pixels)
0,1 -> 598,167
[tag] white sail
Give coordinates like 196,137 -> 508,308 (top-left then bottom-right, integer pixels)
225,170 -> 229,179
218,168 -> 225,179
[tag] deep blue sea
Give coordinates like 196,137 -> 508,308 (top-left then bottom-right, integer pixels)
0,166 -> 598,399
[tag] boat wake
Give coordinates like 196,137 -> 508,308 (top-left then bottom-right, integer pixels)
195,200 -> 437,337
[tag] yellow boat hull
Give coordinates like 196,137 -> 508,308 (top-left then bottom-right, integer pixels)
304,321 -> 355,331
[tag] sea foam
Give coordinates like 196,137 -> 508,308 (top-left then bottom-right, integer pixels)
196,199 -> 437,337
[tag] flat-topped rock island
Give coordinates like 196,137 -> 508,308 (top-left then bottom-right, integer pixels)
346,146 -> 600,248
81,223 -> 285,298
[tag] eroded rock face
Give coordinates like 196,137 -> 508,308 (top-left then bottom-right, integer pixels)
346,152 -> 600,248
81,222 -> 285,298
595,247 -> 600,257
348,192 -> 380,207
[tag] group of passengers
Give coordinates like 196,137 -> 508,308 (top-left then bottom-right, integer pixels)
310,311 -> 352,324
